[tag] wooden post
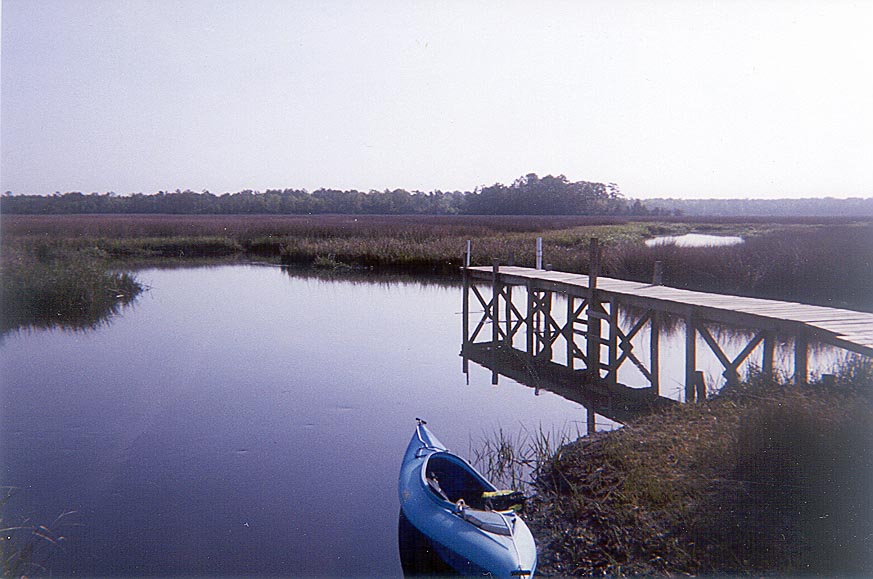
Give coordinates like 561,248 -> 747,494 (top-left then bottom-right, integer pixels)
695,370 -> 707,402
607,298 -> 619,386
589,238 -> 601,283
685,312 -> 696,402
587,407 -> 596,435
536,237 -> 543,270
652,261 -> 664,285
492,260 -> 500,347
504,285 -> 512,345
526,282 -> 535,356
491,263 -> 501,386
650,311 -> 660,394
567,296 -> 575,370
586,238 -> 601,382
465,240 -> 472,268
462,267 -> 470,374
795,329 -> 808,386
762,331 -> 775,382
542,291 -> 554,360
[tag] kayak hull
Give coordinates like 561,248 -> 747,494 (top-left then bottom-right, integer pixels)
398,422 -> 537,578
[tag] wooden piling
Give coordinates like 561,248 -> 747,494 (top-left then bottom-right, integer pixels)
685,313 -> 697,402
795,329 -> 808,386
526,281 -> 535,356
586,238 -> 601,381
608,298 -> 619,386
650,311 -> 660,394
762,331 -> 775,382
492,260 -> 500,347
567,296 -> 576,371
652,261 -> 664,285
462,267 -> 470,374
694,370 -> 707,402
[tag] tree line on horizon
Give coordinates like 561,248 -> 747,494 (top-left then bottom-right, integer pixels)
1,173 -> 657,216
3,173 -> 871,217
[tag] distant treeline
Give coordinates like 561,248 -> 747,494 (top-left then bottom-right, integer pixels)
6,174 -> 870,216
1,174 -> 653,216
641,196 -> 873,217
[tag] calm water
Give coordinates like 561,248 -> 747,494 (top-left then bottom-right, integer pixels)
1,264 -> 846,577
645,233 -> 744,247
1,265 -> 593,578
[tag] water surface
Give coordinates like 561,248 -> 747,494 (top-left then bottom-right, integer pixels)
1,265 -> 590,577
645,233 -> 744,247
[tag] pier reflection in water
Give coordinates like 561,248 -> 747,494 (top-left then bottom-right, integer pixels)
460,263 -> 860,430
1,265 -> 592,578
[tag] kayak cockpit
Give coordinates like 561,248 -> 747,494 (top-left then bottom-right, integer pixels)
424,452 -> 524,537
424,452 -> 492,508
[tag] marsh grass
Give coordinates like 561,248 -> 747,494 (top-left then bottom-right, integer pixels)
0,242 -> 142,334
521,361 -> 873,576
3,214 -> 871,309
610,222 -> 873,310
0,488 -> 78,579
96,236 -> 243,258
470,423 -> 586,494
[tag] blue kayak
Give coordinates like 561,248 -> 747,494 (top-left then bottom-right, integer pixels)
398,419 -> 537,577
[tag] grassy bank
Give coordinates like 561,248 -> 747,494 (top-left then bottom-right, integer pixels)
2,214 -> 872,310
525,363 -> 873,577
0,242 -> 142,334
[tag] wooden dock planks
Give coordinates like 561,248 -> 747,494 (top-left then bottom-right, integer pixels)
467,266 -> 873,357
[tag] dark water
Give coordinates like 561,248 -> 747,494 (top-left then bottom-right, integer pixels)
1,265 -> 592,577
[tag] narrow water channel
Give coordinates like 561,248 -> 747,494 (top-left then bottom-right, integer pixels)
0,264 -> 849,577
1,265 -> 590,577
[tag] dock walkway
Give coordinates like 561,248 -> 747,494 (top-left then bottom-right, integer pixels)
466,265 -> 873,358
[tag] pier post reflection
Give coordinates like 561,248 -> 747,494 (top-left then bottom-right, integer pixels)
461,268 -> 672,429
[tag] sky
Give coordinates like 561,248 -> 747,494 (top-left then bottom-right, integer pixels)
1,0 -> 872,200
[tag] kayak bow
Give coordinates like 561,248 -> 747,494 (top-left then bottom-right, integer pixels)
398,419 -> 537,577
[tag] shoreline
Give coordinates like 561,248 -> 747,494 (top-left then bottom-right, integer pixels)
524,377 -> 873,577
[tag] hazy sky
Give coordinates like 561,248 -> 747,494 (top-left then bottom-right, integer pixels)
2,0 -> 872,199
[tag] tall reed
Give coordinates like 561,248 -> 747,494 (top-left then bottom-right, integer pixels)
0,243 -> 142,333
1,488 -> 77,579
470,423 -> 585,494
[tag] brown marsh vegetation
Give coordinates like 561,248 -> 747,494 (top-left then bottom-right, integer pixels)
525,362 -> 873,577
3,213 -> 872,310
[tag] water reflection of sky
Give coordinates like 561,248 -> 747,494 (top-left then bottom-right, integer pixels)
645,233 -> 744,247
0,265 -> 591,578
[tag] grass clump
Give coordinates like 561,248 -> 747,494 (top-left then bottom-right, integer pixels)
526,366 -> 873,577
1,488 -> 77,579
470,423 -> 585,495
0,242 -> 142,334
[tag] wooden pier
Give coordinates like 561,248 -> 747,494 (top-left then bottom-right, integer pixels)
461,239 -> 873,424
